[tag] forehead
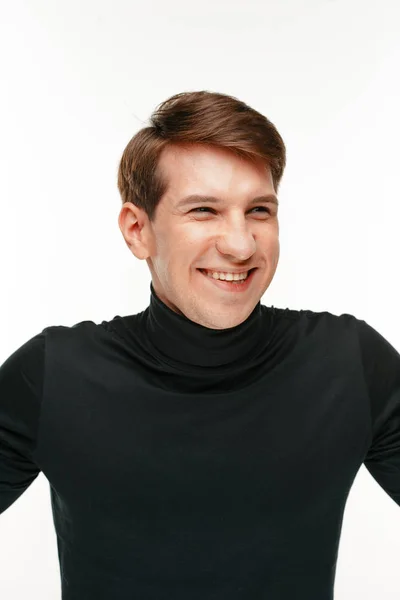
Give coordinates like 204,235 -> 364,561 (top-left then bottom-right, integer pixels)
157,144 -> 275,199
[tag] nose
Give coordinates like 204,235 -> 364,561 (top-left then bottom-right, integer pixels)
216,222 -> 257,261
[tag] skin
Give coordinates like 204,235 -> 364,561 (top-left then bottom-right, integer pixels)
118,143 -> 280,330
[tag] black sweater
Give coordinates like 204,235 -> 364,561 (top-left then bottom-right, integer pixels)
1,282 -> 399,599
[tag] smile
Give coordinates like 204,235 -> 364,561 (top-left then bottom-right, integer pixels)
197,268 -> 257,293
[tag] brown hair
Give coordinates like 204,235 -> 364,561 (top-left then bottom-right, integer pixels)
117,90 -> 286,222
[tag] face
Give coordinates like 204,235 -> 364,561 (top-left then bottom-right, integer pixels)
118,144 -> 280,330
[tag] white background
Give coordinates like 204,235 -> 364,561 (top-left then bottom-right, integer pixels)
0,0 -> 399,598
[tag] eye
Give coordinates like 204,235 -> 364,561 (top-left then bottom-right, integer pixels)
252,207 -> 271,214
190,207 -> 271,214
191,207 -> 214,213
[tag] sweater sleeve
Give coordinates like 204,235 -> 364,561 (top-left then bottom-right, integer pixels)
0,331 -> 45,514
357,318 -> 400,505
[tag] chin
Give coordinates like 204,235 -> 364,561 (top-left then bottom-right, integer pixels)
200,307 -> 253,330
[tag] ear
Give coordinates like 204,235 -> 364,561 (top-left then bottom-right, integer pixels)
118,202 -> 153,260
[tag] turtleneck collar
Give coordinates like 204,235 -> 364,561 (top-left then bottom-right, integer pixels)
145,282 -> 267,368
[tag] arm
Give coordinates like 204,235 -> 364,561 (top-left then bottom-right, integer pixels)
357,318 -> 400,505
0,332 -> 45,514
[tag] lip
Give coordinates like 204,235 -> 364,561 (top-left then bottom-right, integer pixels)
197,267 -> 257,293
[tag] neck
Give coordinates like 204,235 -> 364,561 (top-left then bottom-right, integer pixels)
145,282 -> 267,368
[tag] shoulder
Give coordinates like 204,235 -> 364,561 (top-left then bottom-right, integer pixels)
350,316 -> 400,405
262,303 -> 360,344
0,329 -> 47,395
0,318 -> 110,384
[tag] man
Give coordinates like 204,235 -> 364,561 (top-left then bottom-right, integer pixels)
1,90 -> 399,599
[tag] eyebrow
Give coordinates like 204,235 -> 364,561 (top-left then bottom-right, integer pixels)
176,193 -> 279,209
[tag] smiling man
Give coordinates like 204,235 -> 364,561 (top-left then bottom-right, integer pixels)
1,90 -> 400,600
119,142 -> 280,330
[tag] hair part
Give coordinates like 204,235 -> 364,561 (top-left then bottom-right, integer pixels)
117,90 -> 286,222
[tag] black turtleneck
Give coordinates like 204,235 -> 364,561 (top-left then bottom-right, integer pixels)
146,281 -> 267,367
1,284 -> 400,599
104,282 -> 289,394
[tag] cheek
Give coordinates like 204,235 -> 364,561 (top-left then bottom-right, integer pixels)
274,241 -> 280,265
261,228 -> 279,247
269,239 -> 280,271
172,227 -> 210,261
181,225 -> 209,245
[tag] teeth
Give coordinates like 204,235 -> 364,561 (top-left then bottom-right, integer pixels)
204,270 -> 249,281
